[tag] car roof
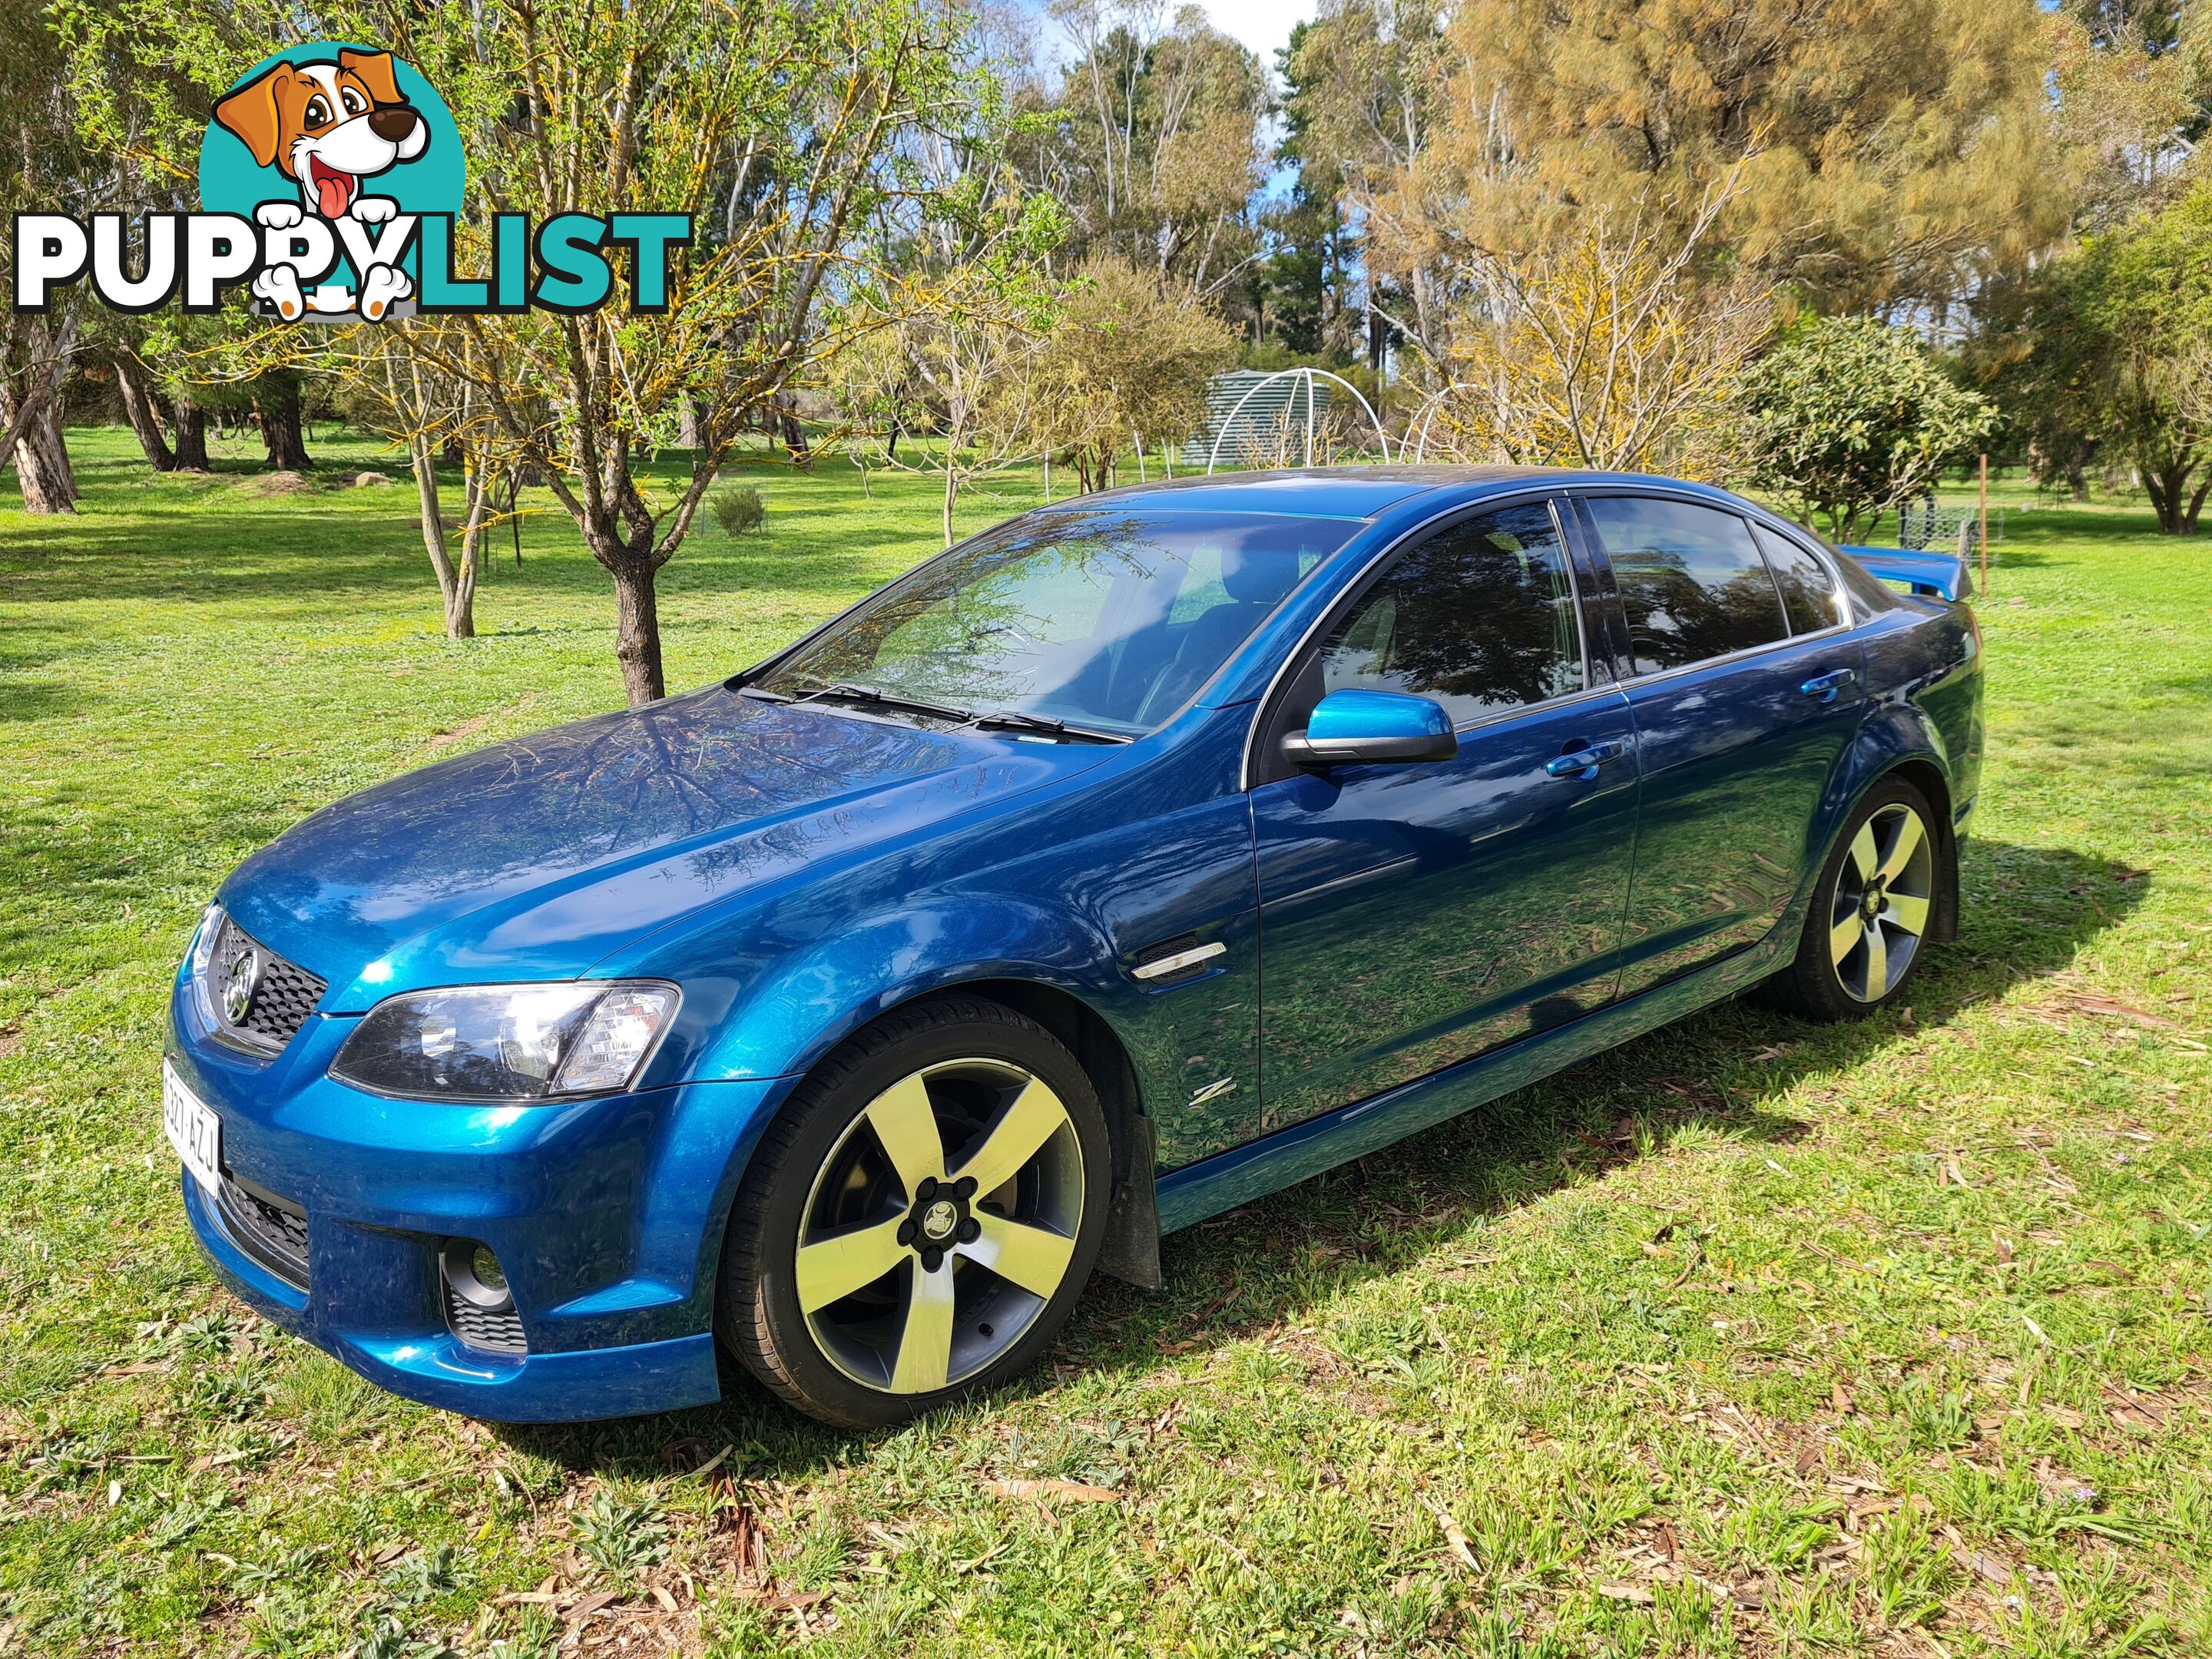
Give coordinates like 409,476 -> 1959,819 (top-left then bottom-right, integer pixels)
1048,465 -> 1750,522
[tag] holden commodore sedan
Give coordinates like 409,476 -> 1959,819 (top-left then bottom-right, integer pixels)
164,469 -> 1981,1426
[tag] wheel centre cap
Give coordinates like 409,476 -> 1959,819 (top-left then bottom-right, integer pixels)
919,1199 -> 959,1242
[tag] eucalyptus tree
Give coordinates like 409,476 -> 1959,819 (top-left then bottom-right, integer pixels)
1015,2 -> 1267,300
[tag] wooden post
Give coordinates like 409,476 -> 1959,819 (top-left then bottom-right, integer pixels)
1977,452 -> 1989,596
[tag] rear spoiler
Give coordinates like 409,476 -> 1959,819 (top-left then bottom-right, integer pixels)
1840,546 -> 1971,602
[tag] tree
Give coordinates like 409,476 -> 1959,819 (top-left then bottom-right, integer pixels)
1739,315 -> 1995,541
1364,0 -> 2070,351
66,0 -> 978,705
2050,1 -> 2209,232
1419,190 -> 1772,477
1031,254 -> 1237,491
1278,1 -> 1446,365
0,3 -> 93,511
1975,183 -> 2212,531
836,180 -> 1068,545
1015,3 -> 1267,302
329,326 -> 510,638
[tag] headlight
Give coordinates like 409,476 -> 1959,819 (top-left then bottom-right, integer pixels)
188,903 -> 226,1026
329,982 -> 680,1101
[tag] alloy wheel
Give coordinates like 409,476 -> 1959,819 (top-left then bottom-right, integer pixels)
1827,800 -> 1935,1002
793,1058 -> 1085,1393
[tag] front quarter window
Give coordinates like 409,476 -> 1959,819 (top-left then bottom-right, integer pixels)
754,510 -> 1354,737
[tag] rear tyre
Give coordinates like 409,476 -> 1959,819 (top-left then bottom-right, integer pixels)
716,997 -> 1111,1429
1761,777 -> 1942,1022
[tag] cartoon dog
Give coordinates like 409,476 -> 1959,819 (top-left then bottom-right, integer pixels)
214,50 -> 428,321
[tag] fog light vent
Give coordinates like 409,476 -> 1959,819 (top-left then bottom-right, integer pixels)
440,1239 -> 525,1356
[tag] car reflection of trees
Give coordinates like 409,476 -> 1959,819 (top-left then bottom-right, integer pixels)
765,512 -> 1348,727
1611,550 -> 1789,674
1323,506 -> 1584,717
770,512 -> 1173,715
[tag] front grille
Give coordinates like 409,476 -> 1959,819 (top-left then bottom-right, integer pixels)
207,913 -> 326,1055
212,1174 -> 310,1290
444,1284 -> 527,1355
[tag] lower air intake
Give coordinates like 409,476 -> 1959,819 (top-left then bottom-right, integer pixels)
213,1175 -> 310,1290
444,1283 -> 527,1355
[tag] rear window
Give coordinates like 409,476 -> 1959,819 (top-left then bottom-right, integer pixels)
1752,524 -> 1846,634
1586,496 -> 1789,674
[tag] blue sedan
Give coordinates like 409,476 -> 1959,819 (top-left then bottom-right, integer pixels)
164,469 -> 1982,1426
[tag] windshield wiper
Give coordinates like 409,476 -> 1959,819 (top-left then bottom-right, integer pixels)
794,682 -> 974,723
965,710 -> 1129,745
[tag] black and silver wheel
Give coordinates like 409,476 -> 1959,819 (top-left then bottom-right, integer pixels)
717,997 -> 1110,1427
1763,777 -> 1942,1022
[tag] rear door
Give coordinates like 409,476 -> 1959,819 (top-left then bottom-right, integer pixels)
1250,496 -> 1641,1135
1574,493 -> 1866,997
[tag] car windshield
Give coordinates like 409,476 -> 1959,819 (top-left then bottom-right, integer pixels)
753,508 -> 1357,736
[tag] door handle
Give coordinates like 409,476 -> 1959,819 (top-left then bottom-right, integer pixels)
1799,668 -> 1859,704
1545,740 -> 1626,780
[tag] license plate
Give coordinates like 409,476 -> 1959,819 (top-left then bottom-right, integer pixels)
162,1060 -> 223,1194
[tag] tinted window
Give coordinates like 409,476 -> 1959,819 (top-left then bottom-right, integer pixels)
1316,502 -> 1581,725
1753,524 -> 1844,634
1588,497 -> 1788,674
758,509 -> 1353,734
1828,542 -> 1905,618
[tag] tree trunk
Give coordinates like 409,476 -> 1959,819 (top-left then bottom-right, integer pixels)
773,401 -> 809,462
112,353 -> 175,472
447,462 -> 488,638
2065,455 -> 2088,502
942,463 -> 959,548
607,553 -> 667,706
257,379 -> 312,470
17,404 -> 77,513
678,399 -> 704,448
172,399 -> 210,470
409,435 -> 472,637
2185,475 -> 2210,536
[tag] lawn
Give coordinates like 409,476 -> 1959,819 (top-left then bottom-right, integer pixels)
2,426 -> 2209,1657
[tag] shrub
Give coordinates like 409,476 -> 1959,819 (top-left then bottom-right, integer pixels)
710,484 -> 765,536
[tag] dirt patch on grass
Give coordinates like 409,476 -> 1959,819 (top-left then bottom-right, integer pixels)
233,471 -> 322,498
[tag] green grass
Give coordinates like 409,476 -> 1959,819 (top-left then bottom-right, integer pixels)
2,428 -> 2209,1657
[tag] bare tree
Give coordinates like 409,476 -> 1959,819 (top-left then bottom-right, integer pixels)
1420,188 -> 1772,478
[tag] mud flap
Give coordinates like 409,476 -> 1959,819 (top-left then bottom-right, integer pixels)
1096,1114 -> 1163,1290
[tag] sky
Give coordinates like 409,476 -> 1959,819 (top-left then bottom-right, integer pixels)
1024,0 -> 1318,81
1197,0 -> 1317,69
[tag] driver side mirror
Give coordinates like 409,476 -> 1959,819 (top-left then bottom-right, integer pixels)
1280,688 -> 1459,767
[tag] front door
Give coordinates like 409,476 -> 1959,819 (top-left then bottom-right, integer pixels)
1575,493 -> 1868,996
1250,498 -> 1642,1135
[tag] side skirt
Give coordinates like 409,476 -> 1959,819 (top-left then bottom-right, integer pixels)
1155,928 -> 1795,1234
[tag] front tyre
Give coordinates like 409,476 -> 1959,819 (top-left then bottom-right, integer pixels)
717,997 -> 1111,1429
1763,777 -> 1942,1022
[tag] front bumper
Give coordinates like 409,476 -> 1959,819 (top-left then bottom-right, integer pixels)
168,975 -> 792,1422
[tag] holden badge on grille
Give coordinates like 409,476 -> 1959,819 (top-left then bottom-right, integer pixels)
221,947 -> 260,1025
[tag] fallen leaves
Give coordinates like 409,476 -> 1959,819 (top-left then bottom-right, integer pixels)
1429,1502 -> 1478,1572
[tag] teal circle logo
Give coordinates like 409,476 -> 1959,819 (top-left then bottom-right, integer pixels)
197,44 -> 463,320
